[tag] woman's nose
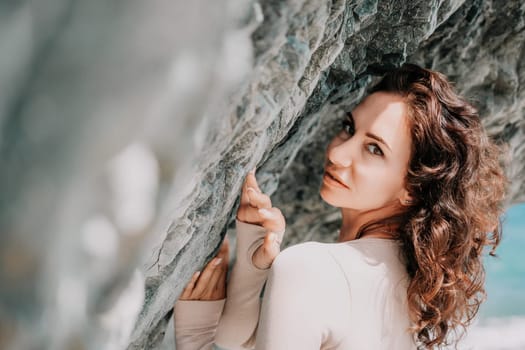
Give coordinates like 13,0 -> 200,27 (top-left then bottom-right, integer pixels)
327,141 -> 353,168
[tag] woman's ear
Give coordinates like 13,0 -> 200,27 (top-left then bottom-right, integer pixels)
399,189 -> 414,206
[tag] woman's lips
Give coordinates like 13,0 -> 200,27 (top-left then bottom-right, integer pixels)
323,172 -> 349,189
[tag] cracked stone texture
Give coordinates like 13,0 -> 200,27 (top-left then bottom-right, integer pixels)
1,0 -> 524,349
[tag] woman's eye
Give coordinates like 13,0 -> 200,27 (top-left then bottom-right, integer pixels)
367,143 -> 384,156
341,119 -> 355,135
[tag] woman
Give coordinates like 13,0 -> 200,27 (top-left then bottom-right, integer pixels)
174,63 -> 508,349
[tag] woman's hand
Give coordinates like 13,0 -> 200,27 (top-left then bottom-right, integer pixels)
236,168 -> 286,269
179,236 -> 230,301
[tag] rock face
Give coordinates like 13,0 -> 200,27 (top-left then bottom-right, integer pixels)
0,0 -> 523,349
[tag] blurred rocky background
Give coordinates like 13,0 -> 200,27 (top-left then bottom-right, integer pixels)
0,0 -> 523,349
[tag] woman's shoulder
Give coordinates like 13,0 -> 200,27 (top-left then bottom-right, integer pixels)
271,239 -> 407,284
269,241 -> 364,281
268,242 -> 351,302
275,240 -> 336,261
277,238 -> 399,261
271,239 -> 394,266
270,241 -> 338,276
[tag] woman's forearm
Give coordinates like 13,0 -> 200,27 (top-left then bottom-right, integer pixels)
214,219 -> 270,349
174,299 -> 226,350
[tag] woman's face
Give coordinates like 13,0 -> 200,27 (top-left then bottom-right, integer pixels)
320,91 -> 412,213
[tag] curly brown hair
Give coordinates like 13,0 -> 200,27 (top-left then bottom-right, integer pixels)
359,63 -> 508,348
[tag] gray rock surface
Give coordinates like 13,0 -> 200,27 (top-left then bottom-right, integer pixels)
0,0 -> 523,349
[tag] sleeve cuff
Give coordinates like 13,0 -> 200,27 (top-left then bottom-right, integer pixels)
174,299 -> 226,329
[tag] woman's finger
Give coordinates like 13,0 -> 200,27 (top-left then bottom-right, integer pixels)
252,232 -> 281,269
179,271 -> 201,300
203,238 -> 229,299
191,257 -> 222,297
257,207 -> 286,235
240,168 -> 257,206
245,170 -> 262,193
203,263 -> 226,300
216,264 -> 227,297
217,237 -> 230,269
246,188 -> 272,209
240,179 -> 251,207
236,205 -> 264,224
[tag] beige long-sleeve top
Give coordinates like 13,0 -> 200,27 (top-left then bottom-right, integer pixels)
175,220 -> 418,350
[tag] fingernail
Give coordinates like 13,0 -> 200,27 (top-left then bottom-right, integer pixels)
194,271 -> 201,278
258,208 -> 271,216
247,187 -> 256,193
213,257 -> 222,266
250,168 -> 256,174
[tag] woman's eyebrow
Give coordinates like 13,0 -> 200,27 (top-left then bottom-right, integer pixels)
347,111 -> 391,151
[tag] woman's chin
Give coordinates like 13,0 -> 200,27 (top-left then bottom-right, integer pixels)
320,187 -> 362,211
319,187 -> 341,208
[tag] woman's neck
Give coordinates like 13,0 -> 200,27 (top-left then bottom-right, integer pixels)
338,205 -> 400,242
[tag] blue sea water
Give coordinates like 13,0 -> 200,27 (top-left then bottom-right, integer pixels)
460,202 -> 525,349
481,202 -> 525,319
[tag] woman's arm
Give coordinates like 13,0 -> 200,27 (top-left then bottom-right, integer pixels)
173,169 -> 285,349
174,299 -> 226,350
215,169 -> 286,349
214,220 -> 272,349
